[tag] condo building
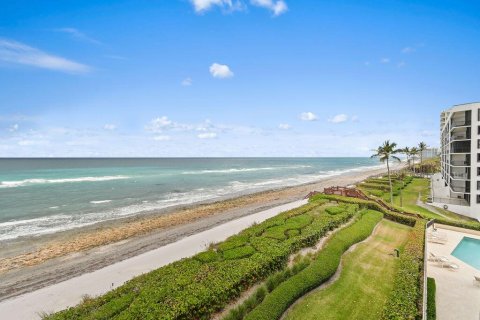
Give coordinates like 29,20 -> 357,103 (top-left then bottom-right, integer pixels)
435,102 -> 480,220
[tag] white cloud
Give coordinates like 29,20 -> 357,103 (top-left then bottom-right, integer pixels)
190,0 -> 241,13
278,123 -> 291,130
0,38 -> 91,74
146,116 -> 181,133
250,0 -> 288,16
397,61 -> 406,68
300,112 -> 317,121
153,135 -> 171,141
351,115 -> 359,122
198,132 -> 217,139
209,63 -> 234,78
181,77 -> 193,86
9,124 -> 19,132
402,47 -> 415,54
328,114 -> 348,123
55,28 -> 101,45
103,124 -> 116,130
380,58 -> 390,64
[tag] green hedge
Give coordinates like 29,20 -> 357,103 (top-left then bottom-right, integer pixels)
310,194 -> 417,227
381,219 -> 426,320
244,210 -> 383,320
325,206 -> 345,215
433,218 -> 480,232
47,201 -> 355,320
426,277 -> 436,320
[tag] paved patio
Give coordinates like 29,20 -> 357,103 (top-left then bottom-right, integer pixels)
426,225 -> 480,320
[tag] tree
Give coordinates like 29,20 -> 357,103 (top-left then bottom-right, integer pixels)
371,140 -> 401,204
402,147 -> 411,170
410,147 -> 419,174
418,142 -> 428,170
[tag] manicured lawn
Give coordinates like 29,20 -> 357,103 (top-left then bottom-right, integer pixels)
392,178 -> 443,220
284,219 -> 411,320
393,178 -> 476,222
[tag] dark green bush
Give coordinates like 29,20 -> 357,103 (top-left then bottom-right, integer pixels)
244,210 -> 383,320
195,250 -> 219,263
427,277 -> 436,320
311,194 -> 417,227
223,245 -> 256,260
325,206 -> 345,215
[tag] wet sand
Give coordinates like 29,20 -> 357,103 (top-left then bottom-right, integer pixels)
0,164 -> 399,302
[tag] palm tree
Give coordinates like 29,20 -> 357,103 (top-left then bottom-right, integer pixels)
410,147 -> 419,174
402,147 -> 411,170
418,142 -> 428,171
371,140 -> 401,204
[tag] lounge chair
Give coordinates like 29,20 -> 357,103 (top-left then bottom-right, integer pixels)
429,252 -> 448,262
427,232 -> 448,244
442,260 -> 459,270
474,275 -> 480,287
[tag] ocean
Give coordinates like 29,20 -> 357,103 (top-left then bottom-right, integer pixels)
0,158 -> 381,241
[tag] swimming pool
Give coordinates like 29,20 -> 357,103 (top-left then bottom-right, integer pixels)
451,237 -> 480,271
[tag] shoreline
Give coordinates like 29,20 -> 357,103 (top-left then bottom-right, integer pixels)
0,164 -> 401,303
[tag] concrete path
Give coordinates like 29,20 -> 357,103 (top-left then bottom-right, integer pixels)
0,199 -> 308,319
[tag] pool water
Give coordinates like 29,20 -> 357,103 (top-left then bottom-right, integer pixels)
451,237 -> 480,271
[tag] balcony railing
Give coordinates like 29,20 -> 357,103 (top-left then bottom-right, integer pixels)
451,172 -> 470,180
451,147 -> 471,153
450,185 -> 470,193
450,160 -> 470,166
451,134 -> 470,140
451,120 -> 471,127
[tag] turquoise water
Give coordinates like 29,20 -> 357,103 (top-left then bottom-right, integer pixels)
451,237 -> 480,270
0,158 -> 381,241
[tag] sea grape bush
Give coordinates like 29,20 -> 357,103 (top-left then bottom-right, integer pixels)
47,200 -> 355,320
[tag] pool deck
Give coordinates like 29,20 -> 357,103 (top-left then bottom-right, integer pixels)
426,225 -> 480,320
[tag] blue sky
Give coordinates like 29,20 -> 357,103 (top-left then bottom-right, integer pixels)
1,0 -> 479,157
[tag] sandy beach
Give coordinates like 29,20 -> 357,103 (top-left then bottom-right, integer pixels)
0,164 -> 400,311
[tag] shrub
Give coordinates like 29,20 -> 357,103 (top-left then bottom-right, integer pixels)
47,201 -> 354,320
310,194 -> 417,227
381,219 -> 426,320
427,277 -> 436,320
244,210 -> 383,320
195,250 -> 219,263
218,234 -> 250,252
367,189 -> 384,197
223,245 -> 256,260
325,206 -> 345,215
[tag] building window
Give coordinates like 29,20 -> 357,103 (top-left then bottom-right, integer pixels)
478,153 -> 480,162
478,126 -> 480,135
478,167 -> 480,176
477,195 -> 480,204
477,181 -> 480,190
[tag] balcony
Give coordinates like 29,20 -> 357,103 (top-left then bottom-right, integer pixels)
450,140 -> 471,153
451,120 -> 471,128
451,146 -> 470,153
451,133 -> 471,141
450,172 -> 470,180
450,160 -> 470,166
450,185 -> 470,193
